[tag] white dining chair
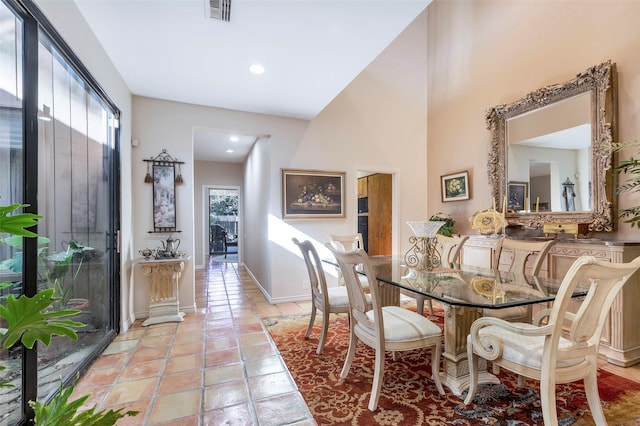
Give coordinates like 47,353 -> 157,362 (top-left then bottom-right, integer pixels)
292,238 -> 351,355
465,255 -> 640,425
329,233 -> 370,289
326,242 -> 445,411
486,237 -> 556,323
403,234 -> 469,316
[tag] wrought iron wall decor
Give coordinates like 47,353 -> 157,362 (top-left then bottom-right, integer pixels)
143,149 -> 185,232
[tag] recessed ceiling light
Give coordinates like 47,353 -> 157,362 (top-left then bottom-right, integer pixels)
249,64 -> 265,75
230,136 -> 239,142
226,149 -> 234,153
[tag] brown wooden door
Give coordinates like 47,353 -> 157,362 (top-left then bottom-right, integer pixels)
366,174 -> 392,255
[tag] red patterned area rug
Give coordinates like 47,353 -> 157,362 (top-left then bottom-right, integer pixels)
263,311 -> 640,425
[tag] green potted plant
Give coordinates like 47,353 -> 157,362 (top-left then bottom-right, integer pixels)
611,141 -> 640,228
0,202 -> 138,424
429,212 -> 457,237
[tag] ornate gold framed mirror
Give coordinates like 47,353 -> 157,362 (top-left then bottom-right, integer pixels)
487,60 -> 617,231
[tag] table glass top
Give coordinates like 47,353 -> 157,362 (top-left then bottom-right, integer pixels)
323,255 -> 588,310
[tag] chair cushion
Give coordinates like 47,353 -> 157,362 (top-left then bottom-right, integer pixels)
483,306 -> 528,321
361,306 -> 441,341
326,286 -> 350,307
476,323 -> 582,369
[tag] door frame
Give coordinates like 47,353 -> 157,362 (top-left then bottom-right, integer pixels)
202,184 -> 242,266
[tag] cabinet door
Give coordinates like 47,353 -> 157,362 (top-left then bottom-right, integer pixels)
367,174 -> 392,255
357,177 -> 368,198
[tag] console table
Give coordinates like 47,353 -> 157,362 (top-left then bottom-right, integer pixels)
133,255 -> 191,326
462,236 -> 640,367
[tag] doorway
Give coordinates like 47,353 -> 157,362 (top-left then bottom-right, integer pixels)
207,188 -> 239,260
356,172 -> 393,256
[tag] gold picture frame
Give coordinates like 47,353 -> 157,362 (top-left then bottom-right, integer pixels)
282,169 -> 345,219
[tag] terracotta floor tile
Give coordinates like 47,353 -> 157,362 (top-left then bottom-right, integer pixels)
103,377 -> 158,406
157,369 -> 202,394
248,372 -> 297,400
202,402 -> 255,426
205,347 -> 242,367
77,366 -> 121,387
244,356 -> 286,377
204,362 -> 245,385
240,342 -> 277,360
139,334 -> 173,347
120,359 -> 165,381
148,389 -> 201,423
152,414 -> 200,426
164,353 -> 203,374
203,379 -> 250,411
89,352 -> 132,369
130,346 -> 170,363
169,341 -> 204,357
253,392 -> 310,426
102,339 -> 139,355
173,330 -> 205,345
206,335 -> 237,351
77,261 -> 313,425
102,399 -> 152,426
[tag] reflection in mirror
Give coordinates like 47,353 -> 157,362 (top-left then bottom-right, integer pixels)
507,92 -> 591,213
487,60 -> 616,231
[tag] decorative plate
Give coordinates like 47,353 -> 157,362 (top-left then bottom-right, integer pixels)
469,209 -> 506,235
470,277 -> 495,298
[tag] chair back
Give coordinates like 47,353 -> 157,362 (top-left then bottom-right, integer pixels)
292,238 -> 329,307
329,233 -> 365,251
546,256 -> 640,355
494,237 -> 555,275
436,234 -> 469,265
326,243 -> 381,335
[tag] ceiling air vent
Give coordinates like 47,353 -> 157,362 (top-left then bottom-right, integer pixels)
208,0 -> 231,22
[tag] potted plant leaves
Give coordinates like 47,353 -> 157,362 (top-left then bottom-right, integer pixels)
611,141 -> 640,228
0,201 -> 138,424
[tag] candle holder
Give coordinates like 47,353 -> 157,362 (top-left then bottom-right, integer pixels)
404,221 -> 445,271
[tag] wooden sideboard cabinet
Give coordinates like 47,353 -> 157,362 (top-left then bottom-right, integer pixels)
462,235 -> 640,367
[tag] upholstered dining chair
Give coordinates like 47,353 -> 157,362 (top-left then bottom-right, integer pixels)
329,233 -> 369,289
326,243 -> 445,411
486,237 -> 556,322
464,255 -> 640,425
405,234 -> 469,316
292,238 -> 352,355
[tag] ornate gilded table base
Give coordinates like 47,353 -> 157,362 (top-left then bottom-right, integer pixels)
139,259 -> 186,326
440,305 -> 500,396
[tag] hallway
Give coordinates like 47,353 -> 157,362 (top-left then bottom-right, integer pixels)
73,258 -> 315,425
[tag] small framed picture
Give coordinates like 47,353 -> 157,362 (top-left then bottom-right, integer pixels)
508,181 -> 528,212
441,171 -> 470,202
282,169 -> 345,219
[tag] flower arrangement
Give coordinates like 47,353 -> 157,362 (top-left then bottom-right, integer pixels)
429,212 -> 456,237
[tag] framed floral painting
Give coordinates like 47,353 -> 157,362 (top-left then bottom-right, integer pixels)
441,171 -> 470,202
282,169 -> 345,218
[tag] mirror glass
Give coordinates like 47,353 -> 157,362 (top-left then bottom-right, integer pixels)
487,60 -> 616,231
507,92 -> 591,212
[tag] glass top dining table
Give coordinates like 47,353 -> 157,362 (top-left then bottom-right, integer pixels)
322,255 -> 587,396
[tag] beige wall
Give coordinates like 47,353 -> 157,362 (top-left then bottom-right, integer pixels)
131,96 -> 309,314
193,161 -> 243,268
427,0 -> 640,240
262,7 -> 431,301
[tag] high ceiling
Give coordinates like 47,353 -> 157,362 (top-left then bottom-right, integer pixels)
73,0 -> 431,162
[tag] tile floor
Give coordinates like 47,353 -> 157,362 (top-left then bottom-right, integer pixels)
73,258 -> 316,425
73,257 -> 640,426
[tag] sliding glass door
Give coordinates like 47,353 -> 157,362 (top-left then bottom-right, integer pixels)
0,0 -> 120,423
